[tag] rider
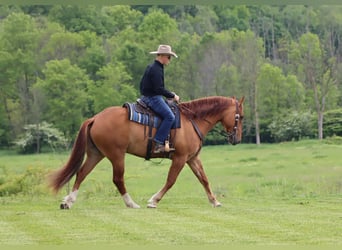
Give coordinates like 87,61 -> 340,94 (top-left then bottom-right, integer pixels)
139,45 -> 180,153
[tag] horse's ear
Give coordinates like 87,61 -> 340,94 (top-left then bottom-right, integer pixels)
239,96 -> 245,105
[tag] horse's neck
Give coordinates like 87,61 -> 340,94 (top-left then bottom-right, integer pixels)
192,115 -> 220,137
182,97 -> 229,135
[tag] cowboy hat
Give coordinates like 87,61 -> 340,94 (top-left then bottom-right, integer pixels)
149,45 -> 178,58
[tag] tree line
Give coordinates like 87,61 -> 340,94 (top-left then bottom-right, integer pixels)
0,5 -> 341,153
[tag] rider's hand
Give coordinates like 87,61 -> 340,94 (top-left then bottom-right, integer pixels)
173,94 -> 180,103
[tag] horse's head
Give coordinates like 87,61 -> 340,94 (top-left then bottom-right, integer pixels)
222,96 -> 244,145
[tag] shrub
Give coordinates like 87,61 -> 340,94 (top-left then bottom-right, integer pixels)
323,109 -> 342,137
0,166 -> 49,196
324,135 -> 342,145
14,121 -> 69,154
268,111 -> 315,142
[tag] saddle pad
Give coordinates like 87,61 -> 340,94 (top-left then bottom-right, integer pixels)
123,101 -> 181,129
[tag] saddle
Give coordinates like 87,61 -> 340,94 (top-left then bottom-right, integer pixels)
123,98 -> 181,160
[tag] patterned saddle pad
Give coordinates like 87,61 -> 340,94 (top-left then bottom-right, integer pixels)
123,99 -> 181,129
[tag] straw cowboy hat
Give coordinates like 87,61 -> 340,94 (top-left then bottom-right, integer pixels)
149,45 -> 178,58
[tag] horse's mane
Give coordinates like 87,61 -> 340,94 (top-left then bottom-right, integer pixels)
178,96 -> 234,120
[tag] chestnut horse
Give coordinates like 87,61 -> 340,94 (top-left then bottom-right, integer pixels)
49,96 -> 244,209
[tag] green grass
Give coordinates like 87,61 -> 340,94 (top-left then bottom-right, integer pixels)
0,140 -> 341,246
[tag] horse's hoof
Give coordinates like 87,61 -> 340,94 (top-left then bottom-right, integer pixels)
60,203 -> 69,209
147,203 -> 157,208
214,202 -> 222,207
130,204 -> 141,209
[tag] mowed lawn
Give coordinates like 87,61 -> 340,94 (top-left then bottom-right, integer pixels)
0,140 -> 341,246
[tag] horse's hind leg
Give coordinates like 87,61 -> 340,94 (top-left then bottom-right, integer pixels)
60,148 -> 104,209
187,156 -> 221,207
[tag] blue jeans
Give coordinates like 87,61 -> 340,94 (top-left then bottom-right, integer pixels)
141,95 -> 175,144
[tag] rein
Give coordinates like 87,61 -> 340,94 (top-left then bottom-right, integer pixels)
177,101 -> 209,141
190,119 -> 204,141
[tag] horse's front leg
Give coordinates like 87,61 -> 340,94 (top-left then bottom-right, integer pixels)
147,157 -> 186,208
187,156 -> 221,207
110,156 -> 140,208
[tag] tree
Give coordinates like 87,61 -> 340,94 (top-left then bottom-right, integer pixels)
0,12 -> 39,141
120,8 -> 181,89
289,32 -> 338,139
316,6 -> 342,107
89,62 -> 137,113
166,32 -> 201,100
111,41 -> 148,90
231,29 -> 264,144
40,30 -> 86,65
77,31 -> 106,81
0,50 -> 16,146
280,6 -> 319,40
14,122 -> 68,154
48,5 -> 107,35
256,63 -> 305,141
195,32 -> 233,97
34,59 -> 91,138
100,5 -> 143,36
185,6 -> 218,35
138,8 -> 179,47
214,5 -> 250,31
323,109 -> 342,137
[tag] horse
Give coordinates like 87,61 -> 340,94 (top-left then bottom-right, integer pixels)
48,96 -> 245,209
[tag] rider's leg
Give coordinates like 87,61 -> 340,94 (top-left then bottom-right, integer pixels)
142,95 -> 175,151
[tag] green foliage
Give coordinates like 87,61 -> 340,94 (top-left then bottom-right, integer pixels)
48,5 -> 107,35
40,30 -> 86,64
257,63 -> 305,124
0,165 -> 49,196
204,124 -> 227,145
34,59 -> 91,137
0,5 -> 342,149
167,33 -> 201,99
0,12 -> 39,121
1,12 -> 38,53
138,9 -> 179,45
89,62 -> 137,112
100,5 -> 143,35
112,41 -> 148,89
214,5 -> 250,31
268,111 -> 315,142
79,45 -> 106,81
186,6 -> 219,35
324,135 -> 342,145
323,109 -> 342,137
14,121 -> 68,154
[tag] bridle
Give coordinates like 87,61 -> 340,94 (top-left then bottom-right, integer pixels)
225,100 -> 242,145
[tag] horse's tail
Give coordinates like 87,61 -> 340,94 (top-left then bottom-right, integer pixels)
48,118 -> 94,194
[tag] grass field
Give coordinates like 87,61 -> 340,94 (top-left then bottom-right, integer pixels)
0,140 -> 341,246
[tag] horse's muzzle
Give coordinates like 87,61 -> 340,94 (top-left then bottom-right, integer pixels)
231,140 -> 241,146
227,134 -> 240,145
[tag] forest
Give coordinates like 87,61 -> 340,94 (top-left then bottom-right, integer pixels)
0,5 -> 342,153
